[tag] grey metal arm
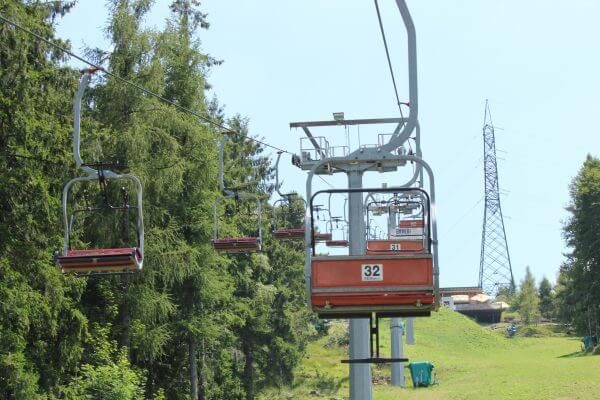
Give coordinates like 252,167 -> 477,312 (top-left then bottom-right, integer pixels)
73,73 -> 96,176
379,0 -> 418,153
275,152 -> 285,197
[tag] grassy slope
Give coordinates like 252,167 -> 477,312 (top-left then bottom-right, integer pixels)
261,308 -> 600,400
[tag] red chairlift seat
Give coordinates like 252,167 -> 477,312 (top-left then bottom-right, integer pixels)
314,232 -> 332,242
273,227 -> 305,240
212,236 -> 261,253
311,253 -> 434,318
366,240 -> 425,254
326,239 -> 349,248
55,247 -> 143,274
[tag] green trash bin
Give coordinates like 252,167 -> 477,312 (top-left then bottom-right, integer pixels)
407,361 -> 434,388
582,336 -> 598,352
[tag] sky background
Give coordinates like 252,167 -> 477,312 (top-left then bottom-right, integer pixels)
56,0 -> 600,288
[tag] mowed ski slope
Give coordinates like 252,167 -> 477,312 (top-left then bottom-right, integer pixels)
261,308 -> 599,400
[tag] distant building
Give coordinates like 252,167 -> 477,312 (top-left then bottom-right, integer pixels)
440,286 -> 483,297
440,286 -> 509,323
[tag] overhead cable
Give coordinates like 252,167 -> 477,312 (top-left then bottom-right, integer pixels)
374,0 -> 405,119
0,13 -> 293,156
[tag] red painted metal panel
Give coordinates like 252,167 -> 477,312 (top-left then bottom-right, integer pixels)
56,247 -> 142,273
311,292 -> 434,307
312,257 -> 432,288
398,219 -> 424,228
273,228 -> 305,239
311,256 -> 433,309
366,240 -> 425,254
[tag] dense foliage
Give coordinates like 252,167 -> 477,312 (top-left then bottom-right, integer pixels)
556,155 -> 600,337
537,277 -> 555,320
0,1 -> 309,399
513,267 -> 540,325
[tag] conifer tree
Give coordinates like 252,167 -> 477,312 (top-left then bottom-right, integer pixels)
538,277 -> 555,320
0,2 -> 311,398
516,267 -> 541,325
0,1 -> 87,397
557,155 -> 600,336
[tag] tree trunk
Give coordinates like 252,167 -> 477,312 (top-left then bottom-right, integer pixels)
189,336 -> 199,400
243,344 -> 254,400
119,277 -> 131,354
198,340 -> 206,400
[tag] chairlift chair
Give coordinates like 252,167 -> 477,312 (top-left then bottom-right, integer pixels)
272,198 -> 306,240
212,136 -> 262,253
309,187 -> 435,319
366,195 -> 428,255
272,152 -> 307,241
55,69 -> 144,275
325,216 -> 349,248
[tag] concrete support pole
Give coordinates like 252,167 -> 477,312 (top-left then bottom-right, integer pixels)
390,319 -> 405,386
347,170 -> 372,400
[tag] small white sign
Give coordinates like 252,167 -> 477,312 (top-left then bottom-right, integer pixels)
390,243 -> 401,251
361,264 -> 383,281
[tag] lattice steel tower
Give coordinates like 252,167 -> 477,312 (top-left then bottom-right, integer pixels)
479,101 -> 515,295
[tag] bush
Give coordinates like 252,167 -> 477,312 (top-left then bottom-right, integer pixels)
313,369 -> 344,394
65,352 -> 145,400
324,321 -> 349,348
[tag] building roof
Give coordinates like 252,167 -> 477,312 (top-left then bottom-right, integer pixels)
440,286 -> 483,296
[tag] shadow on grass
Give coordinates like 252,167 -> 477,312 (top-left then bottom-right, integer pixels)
314,368 -> 349,394
558,350 -> 586,358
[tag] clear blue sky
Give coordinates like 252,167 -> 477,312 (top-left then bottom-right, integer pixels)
56,0 -> 600,288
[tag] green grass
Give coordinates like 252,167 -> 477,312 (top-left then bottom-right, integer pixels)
260,308 -> 599,400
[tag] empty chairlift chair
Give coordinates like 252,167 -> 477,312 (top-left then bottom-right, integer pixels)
367,196 -> 427,254
309,187 -> 436,318
272,152 -> 307,241
272,195 -> 306,240
325,216 -> 349,248
212,136 -> 262,254
55,69 -> 144,275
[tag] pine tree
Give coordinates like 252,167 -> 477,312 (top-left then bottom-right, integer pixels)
557,155 -> 600,336
516,267 -> 541,325
0,1 -> 87,397
538,277 -> 555,320
0,1 -> 311,398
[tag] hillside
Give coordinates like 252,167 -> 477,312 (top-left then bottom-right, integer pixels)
261,308 -> 600,400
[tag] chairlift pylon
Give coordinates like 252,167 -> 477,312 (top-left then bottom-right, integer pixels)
54,68 -> 144,275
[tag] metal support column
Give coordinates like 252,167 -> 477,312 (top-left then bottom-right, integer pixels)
347,170 -> 372,400
388,204 -> 405,386
406,317 -> 415,345
390,319 -> 405,386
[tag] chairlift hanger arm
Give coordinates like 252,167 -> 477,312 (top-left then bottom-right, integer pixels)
379,0 -> 418,153
74,70 -> 123,179
275,152 -> 285,197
